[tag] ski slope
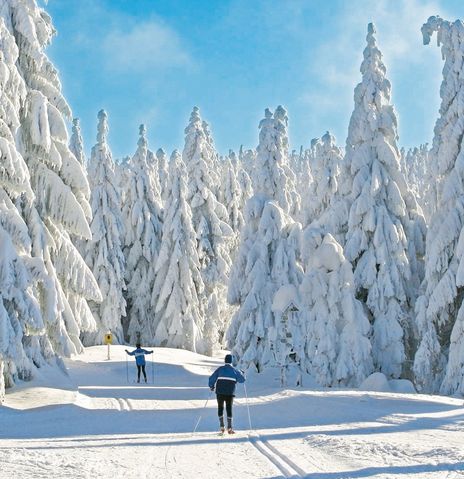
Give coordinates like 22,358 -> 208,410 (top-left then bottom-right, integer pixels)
1,346 -> 464,479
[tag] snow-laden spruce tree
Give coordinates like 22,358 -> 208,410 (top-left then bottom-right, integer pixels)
253,106 -> 300,217
82,110 -> 126,345
151,151 -> 206,352
69,118 -> 85,167
156,148 -> 169,203
305,132 -> 342,223
3,0 -> 101,357
414,16 -> 464,394
299,230 -> 373,387
0,18 -> 47,396
403,145 -> 435,223
239,146 -> 257,181
123,125 -> 162,344
343,24 -> 416,379
227,107 -> 302,371
183,107 -> 233,352
219,156 -> 245,247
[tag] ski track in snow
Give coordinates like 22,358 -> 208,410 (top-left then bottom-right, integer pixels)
2,346 -> 464,478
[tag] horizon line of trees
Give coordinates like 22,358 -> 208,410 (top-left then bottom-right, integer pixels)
1,0 -> 463,401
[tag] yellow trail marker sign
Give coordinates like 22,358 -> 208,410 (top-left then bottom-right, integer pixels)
104,331 -> 112,360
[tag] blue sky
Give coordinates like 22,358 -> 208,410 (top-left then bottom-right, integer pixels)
45,0 -> 463,160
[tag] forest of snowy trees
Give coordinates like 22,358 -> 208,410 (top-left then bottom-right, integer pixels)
2,0 -> 464,401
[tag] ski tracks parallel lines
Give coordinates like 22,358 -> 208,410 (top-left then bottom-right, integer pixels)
248,433 -> 305,478
261,438 -> 307,477
116,398 -> 132,411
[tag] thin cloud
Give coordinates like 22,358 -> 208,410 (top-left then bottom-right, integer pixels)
102,19 -> 193,73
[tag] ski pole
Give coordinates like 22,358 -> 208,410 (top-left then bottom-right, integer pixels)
125,353 -> 129,383
193,389 -> 213,433
152,353 -> 155,384
244,383 -> 253,431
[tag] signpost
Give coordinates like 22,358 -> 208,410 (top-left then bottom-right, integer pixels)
104,331 -> 113,360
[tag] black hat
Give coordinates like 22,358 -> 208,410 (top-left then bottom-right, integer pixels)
225,354 -> 233,364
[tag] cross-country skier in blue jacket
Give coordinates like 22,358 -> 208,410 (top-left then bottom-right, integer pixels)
208,354 -> 245,434
125,344 -> 153,383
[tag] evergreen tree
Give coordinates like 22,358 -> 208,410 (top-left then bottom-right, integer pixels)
69,118 -> 86,167
343,24 -> 416,378
305,132 -> 342,224
5,0 -> 100,357
156,148 -> 169,203
123,125 -> 162,344
300,230 -> 372,386
82,110 -> 126,344
227,107 -> 302,371
183,107 -> 233,352
151,151 -> 206,352
0,17 -> 44,397
415,16 -> 464,394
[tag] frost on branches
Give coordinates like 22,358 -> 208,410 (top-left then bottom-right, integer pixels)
414,17 -> 464,394
151,151 -> 206,352
183,107 -> 233,352
227,107 -> 302,372
299,230 -> 373,387
343,24 -> 416,379
122,125 -> 162,345
82,111 -> 126,345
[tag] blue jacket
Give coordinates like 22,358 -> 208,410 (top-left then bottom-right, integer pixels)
208,364 -> 245,396
127,348 -> 153,366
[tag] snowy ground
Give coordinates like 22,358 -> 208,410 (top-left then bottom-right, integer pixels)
1,346 -> 464,479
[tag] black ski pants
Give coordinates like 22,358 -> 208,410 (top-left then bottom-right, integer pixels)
137,364 -> 147,381
216,394 -> 233,418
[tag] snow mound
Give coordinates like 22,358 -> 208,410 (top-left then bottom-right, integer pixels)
272,284 -> 300,313
388,379 -> 417,394
313,233 -> 344,271
359,372 -> 391,392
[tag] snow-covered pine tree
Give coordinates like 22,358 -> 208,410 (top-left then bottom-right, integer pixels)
69,118 -> 85,167
183,107 -> 233,352
4,0 -> 101,357
151,151 -> 206,352
82,110 -> 126,345
219,155 -> 245,246
299,230 -> 373,387
414,16 -> 464,394
403,145 -> 435,223
304,131 -> 342,227
343,24 -> 416,379
239,146 -> 257,181
123,125 -> 162,344
0,18 -> 45,397
227,107 -> 302,371
156,148 -> 169,203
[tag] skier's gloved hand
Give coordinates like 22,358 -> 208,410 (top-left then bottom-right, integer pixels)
210,387 -> 215,391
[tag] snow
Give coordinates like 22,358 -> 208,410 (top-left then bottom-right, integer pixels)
360,372 -> 391,392
1,345 -> 464,478
271,284 -> 299,314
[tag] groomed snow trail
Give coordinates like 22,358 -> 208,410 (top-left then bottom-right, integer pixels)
1,346 -> 464,478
